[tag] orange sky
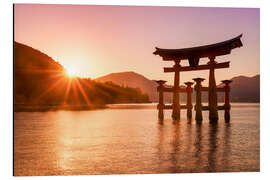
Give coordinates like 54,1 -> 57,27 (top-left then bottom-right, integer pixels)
14,4 -> 259,85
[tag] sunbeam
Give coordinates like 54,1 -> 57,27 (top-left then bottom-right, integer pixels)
74,78 -> 91,105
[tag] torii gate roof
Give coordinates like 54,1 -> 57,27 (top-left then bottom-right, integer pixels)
153,34 -> 243,61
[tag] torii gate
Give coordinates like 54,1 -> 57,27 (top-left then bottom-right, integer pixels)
153,34 -> 243,123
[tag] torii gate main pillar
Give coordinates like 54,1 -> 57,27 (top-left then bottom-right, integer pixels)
172,60 -> 181,120
208,56 -> 219,122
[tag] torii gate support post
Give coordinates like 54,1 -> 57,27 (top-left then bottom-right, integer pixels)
222,80 -> 232,122
185,81 -> 194,119
208,56 -> 219,123
193,78 -> 205,123
172,60 -> 181,120
156,80 -> 166,120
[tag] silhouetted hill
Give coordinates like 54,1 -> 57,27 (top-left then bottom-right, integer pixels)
15,42 -> 64,71
14,42 -> 149,111
95,72 -> 159,101
217,75 -> 260,102
95,72 -> 260,103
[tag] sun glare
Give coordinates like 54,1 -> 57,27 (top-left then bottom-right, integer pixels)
65,67 -> 77,77
62,62 -> 92,78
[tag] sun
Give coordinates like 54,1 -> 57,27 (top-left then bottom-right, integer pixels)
65,67 -> 77,77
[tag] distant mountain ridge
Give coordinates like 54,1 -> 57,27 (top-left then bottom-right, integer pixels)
220,74 -> 260,102
95,71 -> 159,101
95,72 -> 260,102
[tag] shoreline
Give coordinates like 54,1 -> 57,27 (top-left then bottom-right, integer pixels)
14,102 -> 259,112
14,104 -> 107,112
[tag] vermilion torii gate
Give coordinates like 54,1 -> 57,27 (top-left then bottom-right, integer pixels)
153,34 -> 243,122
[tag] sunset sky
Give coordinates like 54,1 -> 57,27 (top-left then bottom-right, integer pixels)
14,4 -> 259,85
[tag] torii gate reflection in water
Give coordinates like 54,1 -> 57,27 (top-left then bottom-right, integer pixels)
154,34 -> 243,123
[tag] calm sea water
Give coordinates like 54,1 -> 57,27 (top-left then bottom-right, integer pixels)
14,103 -> 260,176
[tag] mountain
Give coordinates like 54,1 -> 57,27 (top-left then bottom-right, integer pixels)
14,42 -> 150,111
217,75 -> 260,102
95,72 -> 260,103
14,41 -> 64,71
95,71 -> 159,101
